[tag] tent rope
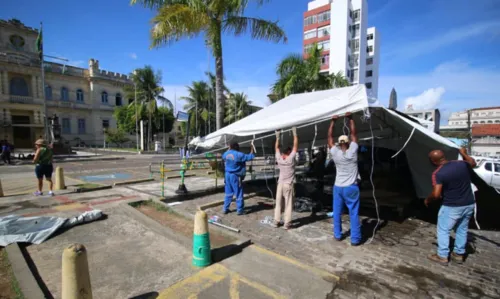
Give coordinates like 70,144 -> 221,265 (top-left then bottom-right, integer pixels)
311,124 -> 318,151
261,138 -> 275,201
391,128 -> 416,159
366,115 -> 381,245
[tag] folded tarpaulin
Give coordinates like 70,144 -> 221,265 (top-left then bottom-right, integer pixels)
189,85 -> 462,199
0,210 -> 103,246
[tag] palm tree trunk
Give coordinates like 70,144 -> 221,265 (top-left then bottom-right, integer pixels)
213,22 -> 225,130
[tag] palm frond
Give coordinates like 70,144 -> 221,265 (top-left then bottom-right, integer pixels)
223,16 -> 287,43
150,4 -> 210,48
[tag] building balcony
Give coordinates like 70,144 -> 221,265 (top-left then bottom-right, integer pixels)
9,95 -> 34,104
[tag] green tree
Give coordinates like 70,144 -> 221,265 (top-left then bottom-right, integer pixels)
131,0 -> 287,131
124,66 -> 164,150
224,92 -> 252,124
105,129 -> 130,147
181,81 -> 210,136
272,44 -> 350,100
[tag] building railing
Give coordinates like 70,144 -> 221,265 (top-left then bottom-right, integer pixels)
9,95 -> 34,104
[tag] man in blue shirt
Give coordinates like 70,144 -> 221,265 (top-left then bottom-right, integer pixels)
425,148 -> 477,265
222,142 -> 255,215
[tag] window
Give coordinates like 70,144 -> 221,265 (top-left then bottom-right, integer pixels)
321,55 -> 329,65
473,121 -> 478,124
318,40 -> 330,51
367,33 -> 374,40
366,82 -> 372,89
317,26 -> 330,38
366,58 -> 373,65
61,87 -> 69,101
366,70 -> 373,77
351,24 -> 360,38
350,39 -> 359,51
352,9 -> 360,22
495,163 -> 500,173
480,121 -> 485,124
485,163 -> 492,172
9,77 -> 29,96
45,85 -> 52,100
350,68 -> 358,82
317,11 -> 330,23
78,119 -> 86,134
496,120 -> 500,123
101,91 -> 108,104
115,93 -> 122,106
304,30 -> 317,40
304,44 -> 313,54
62,118 -> 71,134
367,45 -> 373,53
76,89 -> 84,102
487,120 -> 493,123
304,15 -> 317,27
102,119 -> 110,129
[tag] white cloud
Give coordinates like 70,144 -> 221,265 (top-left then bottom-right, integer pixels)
129,53 -> 138,60
379,60 -> 500,123
404,87 -> 445,110
384,20 -> 500,62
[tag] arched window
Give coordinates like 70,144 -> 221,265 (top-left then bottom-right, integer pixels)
473,121 -> 478,124
101,91 -> 108,104
61,87 -> 69,101
76,89 -> 84,102
487,120 -> 493,124
9,77 -> 29,96
480,121 -> 485,124
45,85 -> 52,100
115,93 -> 122,106
495,120 -> 500,123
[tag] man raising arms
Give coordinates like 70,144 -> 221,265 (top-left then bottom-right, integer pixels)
273,127 -> 298,230
328,112 -> 362,246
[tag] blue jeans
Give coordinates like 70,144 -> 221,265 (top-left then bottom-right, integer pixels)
223,173 -> 244,213
437,204 -> 474,258
333,184 -> 361,244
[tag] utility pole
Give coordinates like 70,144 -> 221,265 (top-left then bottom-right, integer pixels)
134,80 -> 139,152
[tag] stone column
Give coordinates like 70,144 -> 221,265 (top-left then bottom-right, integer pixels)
31,75 -> 37,98
1,71 -> 8,95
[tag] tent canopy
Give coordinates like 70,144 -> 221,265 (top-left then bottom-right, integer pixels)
190,85 -> 459,198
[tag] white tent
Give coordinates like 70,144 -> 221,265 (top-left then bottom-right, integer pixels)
190,85 -> 459,198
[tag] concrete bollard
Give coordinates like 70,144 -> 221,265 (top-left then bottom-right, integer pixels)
62,243 -> 92,299
0,179 -> 3,197
55,166 -> 66,190
192,210 -> 211,267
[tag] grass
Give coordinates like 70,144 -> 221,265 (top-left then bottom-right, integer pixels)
0,249 -> 24,299
74,183 -> 104,190
106,147 -> 138,152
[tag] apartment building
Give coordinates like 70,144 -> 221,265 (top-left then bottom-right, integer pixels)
0,19 -> 133,148
447,107 -> 500,127
303,0 -> 380,98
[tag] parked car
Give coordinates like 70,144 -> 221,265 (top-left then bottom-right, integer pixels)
474,159 -> 500,190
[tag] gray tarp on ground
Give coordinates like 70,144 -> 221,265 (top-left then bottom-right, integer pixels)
0,210 -> 103,246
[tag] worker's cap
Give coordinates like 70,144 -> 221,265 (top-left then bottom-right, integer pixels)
35,139 -> 46,146
338,135 -> 349,144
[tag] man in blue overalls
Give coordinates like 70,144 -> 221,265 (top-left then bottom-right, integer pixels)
222,142 -> 255,215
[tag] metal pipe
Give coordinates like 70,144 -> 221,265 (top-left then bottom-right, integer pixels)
208,220 -> 240,233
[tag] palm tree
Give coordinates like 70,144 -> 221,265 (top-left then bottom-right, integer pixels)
125,66 -> 164,150
181,81 -> 210,136
272,43 -> 350,100
224,92 -> 252,124
131,0 -> 287,131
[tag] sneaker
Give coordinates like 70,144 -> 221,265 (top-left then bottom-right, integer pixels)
222,210 -> 229,215
237,211 -> 246,216
283,223 -> 292,230
33,191 -> 42,196
450,252 -> 465,264
428,254 -> 448,266
48,191 -> 54,196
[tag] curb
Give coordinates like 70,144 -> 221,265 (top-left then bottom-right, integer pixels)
165,174 -> 196,179
113,178 -> 155,186
119,203 -> 193,249
15,156 -> 125,165
72,185 -> 113,193
5,243 -> 45,299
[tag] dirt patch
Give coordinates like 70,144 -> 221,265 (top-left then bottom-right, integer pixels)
133,201 -> 236,248
0,248 -> 24,299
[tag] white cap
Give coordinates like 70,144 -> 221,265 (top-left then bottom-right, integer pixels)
338,135 -> 349,144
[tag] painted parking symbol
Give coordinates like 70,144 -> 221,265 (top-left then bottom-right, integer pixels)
79,173 -> 132,182
158,264 -> 285,299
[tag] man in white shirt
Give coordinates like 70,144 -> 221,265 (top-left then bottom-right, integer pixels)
327,112 -> 361,245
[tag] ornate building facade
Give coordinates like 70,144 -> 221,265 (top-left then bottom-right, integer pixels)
0,19 -> 133,148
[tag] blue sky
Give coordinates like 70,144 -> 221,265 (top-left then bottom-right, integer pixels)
2,0 -> 500,123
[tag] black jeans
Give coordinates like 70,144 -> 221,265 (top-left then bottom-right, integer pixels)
1,152 -> 10,164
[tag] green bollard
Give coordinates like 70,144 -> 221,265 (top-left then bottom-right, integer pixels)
192,210 -> 211,267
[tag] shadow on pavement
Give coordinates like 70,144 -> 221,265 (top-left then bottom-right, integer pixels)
211,240 -> 252,264
129,292 -> 159,299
